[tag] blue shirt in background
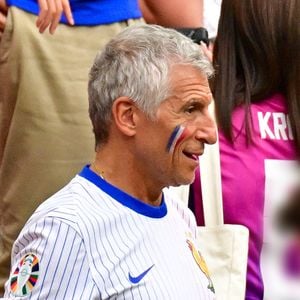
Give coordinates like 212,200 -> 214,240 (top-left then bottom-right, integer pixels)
7,0 -> 142,25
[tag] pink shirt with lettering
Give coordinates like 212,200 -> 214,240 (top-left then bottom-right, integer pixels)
193,93 -> 298,299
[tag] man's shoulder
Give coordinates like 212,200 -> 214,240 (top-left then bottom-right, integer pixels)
165,185 -> 190,206
25,176 -> 89,226
163,186 -> 197,230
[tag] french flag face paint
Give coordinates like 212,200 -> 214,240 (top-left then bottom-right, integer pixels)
166,125 -> 188,153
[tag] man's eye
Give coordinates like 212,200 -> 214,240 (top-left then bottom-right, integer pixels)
185,106 -> 196,114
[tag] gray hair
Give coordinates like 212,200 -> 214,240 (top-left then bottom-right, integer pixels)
88,24 -> 213,146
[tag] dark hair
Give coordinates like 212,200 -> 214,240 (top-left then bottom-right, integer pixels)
212,0 -> 300,155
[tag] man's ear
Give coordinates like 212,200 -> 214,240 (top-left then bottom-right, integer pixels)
112,97 -> 137,136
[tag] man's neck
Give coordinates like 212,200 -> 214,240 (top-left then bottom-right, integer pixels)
91,145 -> 163,206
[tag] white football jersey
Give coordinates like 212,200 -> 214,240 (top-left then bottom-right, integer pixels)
5,166 -> 215,299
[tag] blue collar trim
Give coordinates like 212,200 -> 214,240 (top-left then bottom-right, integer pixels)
78,165 -> 167,218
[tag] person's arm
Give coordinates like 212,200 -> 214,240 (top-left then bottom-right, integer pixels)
0,0 -> 8,42
139,0 -> 212,59
139,0 -> 203,28
36,0 -> 74,34
4,217 -> 93,298
0,0 -> 74,36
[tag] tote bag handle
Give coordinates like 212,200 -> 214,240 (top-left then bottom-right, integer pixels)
199,103 -> 224,226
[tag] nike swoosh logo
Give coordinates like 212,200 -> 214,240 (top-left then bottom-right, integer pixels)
128,264 -> 154,284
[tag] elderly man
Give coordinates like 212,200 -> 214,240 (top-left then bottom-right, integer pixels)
0,1 -> 206,294
4,24 -> 216,299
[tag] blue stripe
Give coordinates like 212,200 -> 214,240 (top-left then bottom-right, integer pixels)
54,229 -> 76,299
166,125 -> 181,152
78,257 -> 94,300
45,224 -> 70,298
65,240 -> 84,299
37,218 -> 60,298
128,216 -> 160,298
79,165 -> 167,218
85,193 -> 127,292
79,205 -> 116,295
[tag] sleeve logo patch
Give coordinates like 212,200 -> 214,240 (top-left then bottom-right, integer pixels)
10,253 -> 40,296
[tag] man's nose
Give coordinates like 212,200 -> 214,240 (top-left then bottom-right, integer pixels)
194,113 -> 217,145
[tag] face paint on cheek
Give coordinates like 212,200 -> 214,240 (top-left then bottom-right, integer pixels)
166,125 -> 188,153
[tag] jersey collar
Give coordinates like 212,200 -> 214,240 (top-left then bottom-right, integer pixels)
79,165 -> 167,218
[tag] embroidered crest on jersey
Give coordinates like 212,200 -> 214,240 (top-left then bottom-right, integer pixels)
186,237 -> 215,293
10,253 -> 39,296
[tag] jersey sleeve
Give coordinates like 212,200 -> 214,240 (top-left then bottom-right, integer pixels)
4,216 -> 99,299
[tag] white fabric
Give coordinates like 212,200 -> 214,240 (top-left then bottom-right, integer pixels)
199,142 -> 223,226
197,133 -> 249,300
197,225 -> 249,300
5,173 -> 215,299
168,184 -> 190,206
203,0 -> 222,38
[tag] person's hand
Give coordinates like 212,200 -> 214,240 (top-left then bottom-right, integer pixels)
0,0 -> 8,42
200,41 -> 213,63
36,0 -> 74,34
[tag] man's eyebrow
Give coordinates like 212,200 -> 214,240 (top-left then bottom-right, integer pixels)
185,99 -> 203,105
185,95 -> 211,105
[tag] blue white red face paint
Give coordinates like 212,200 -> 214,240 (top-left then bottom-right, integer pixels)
166,125 -> 188,153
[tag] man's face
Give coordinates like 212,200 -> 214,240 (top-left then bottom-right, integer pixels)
134,64 -> 217,188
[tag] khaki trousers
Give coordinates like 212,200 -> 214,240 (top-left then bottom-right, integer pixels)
0,7 -> 143,294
